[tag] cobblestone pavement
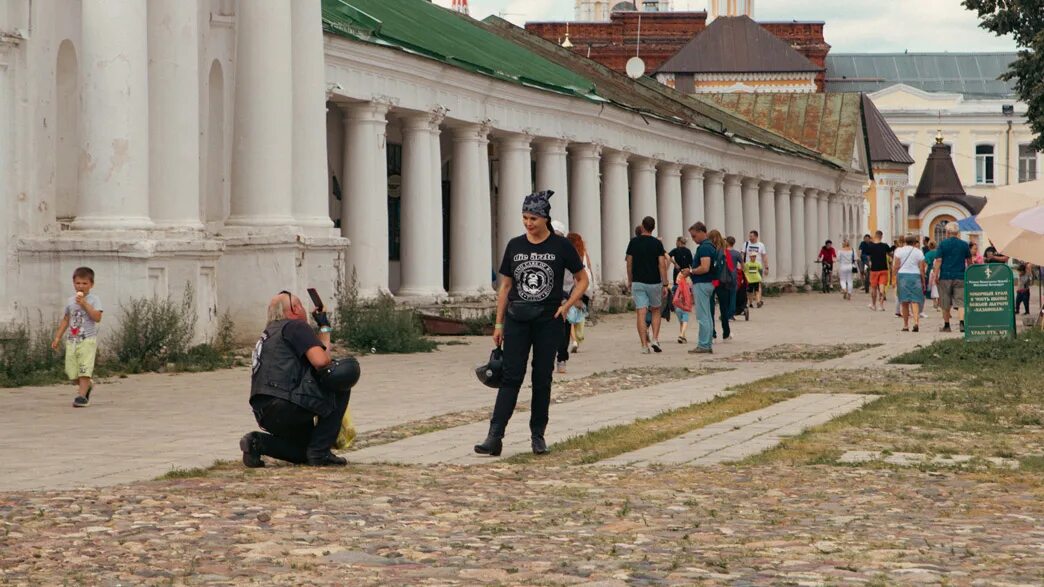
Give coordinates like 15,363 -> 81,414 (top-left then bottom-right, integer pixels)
1,464 -> 1040,585
1,291 -> 953,490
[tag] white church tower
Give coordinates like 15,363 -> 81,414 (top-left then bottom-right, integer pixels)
575,0 -> 674,21
709,0 -> 753,20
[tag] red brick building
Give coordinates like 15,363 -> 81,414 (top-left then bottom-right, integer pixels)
525,11 -> 831,91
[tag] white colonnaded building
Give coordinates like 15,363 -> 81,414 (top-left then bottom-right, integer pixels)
1,0 -> 876,338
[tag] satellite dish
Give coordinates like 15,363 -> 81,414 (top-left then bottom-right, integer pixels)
625,56 -> 646,79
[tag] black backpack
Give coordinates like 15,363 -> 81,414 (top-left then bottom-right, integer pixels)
717,250 -> 736,288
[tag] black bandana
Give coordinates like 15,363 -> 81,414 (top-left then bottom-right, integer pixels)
522,190 -> 553,219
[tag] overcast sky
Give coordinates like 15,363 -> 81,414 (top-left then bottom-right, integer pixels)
432,0 -> 1018,53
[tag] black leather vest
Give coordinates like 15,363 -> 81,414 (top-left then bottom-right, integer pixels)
249,320 -> 333,417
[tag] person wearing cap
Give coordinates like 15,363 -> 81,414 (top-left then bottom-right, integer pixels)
475,190 -> 589,457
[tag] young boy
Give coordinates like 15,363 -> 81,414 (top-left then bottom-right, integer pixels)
1016,264 -> 1032,315
51,267 -> 104,407
743,252 -> 764,308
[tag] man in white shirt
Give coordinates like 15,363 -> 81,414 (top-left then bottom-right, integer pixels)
743,230 -> 768,285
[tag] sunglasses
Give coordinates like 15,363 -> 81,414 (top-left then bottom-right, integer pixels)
279,290 -> 294,312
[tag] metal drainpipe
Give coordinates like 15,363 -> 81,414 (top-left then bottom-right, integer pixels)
1006,120 -> 1013,185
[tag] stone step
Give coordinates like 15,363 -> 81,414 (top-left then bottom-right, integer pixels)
348,362 -> 793,465
597,393 -> 878,467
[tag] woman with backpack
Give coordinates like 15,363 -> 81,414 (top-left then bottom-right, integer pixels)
707,230 -> 735,341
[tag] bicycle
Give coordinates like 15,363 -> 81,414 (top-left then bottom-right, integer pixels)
815,260 -> 833,293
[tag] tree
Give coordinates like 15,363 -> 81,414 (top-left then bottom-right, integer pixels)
963,0 -> 1044,150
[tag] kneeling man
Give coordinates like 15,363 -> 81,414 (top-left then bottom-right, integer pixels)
240,290 -> 356,467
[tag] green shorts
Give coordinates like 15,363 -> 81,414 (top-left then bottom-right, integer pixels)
65,338 -> 98,380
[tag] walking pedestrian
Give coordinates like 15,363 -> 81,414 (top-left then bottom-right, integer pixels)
866,231 -> 890,311
710,230 -> 734,341
858,234 -> 872,293
838,239 -> 857,300
566,232 -> 594,356
1016,264 -> 1032,315
893,234 -> 926,332
686,222 -> 715,354
475,190 -> 589,457
626,216 -> 669,354
742,231 -> 767,307
725,236 -> 743,318
933,222 -> 971,333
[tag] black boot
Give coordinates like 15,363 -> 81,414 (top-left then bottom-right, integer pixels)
531,434 -> 549,455
474,425 -> 504,456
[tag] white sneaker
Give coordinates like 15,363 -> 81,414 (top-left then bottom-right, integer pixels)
569,341 -> 579,353
556,361 -> 567,374
651,340 -> 662,353
641,346 -> 652,354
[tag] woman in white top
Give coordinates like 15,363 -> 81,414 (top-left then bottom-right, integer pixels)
837,239 -> 857,300
892,233 -> 927,332
566,232 -> 595,356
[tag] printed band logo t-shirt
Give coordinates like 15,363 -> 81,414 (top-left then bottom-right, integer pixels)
65,293 -> 103,339
500,233 -> 584,305
626,235 -> 667,284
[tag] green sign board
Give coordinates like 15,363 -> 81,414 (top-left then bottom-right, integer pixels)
964,264 -> 1017,341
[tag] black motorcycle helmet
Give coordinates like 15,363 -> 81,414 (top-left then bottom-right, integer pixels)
475,347 -> 504,389
317,357 -> 361,392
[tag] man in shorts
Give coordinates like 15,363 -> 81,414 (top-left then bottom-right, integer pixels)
934,222 -> 971,332
626,216 -> 669,353
866,231 -> 891,311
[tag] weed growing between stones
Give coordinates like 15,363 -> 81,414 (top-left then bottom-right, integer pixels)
0,320 -> 66,386
334,270 -> 436,354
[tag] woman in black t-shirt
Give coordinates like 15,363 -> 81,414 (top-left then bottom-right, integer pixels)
474,190 -> 589,457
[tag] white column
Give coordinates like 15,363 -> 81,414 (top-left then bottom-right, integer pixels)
704,170 -> 725,233
758,180 -> 776,278
449,123 -> 492,296
569,143 -> 603,285
74,0 -> 152,230
291,0 -> 334,232
741,177 -> 760,238
790,186 -> 806,282
147,0 -> 201,230
342,102 -> 390,296
398,112 -> 445,298
227,0 -> 294,228
681,167 -> 705,247
804,188 -> 819,278
601,150 -> 630,285
534,139 -> 570,229
724,174 -> 743,240
496,133 -> 532,263
817,190 -> 830,251
629,157 -> 657,232
479,129 -> 493,288
0,39 -> 13,311
828,194 -> 842,245
657,163 -> 683,245
774,183 -> 792,281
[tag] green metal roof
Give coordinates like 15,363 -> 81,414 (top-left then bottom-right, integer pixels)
322,0 -> 600,100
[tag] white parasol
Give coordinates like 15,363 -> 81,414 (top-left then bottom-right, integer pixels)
976,178 -> 1044,265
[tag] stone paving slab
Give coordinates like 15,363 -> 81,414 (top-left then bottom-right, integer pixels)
348,363 -> 797,465
599,394 -> 878,467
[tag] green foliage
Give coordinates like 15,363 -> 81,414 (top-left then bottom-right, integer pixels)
0,322 -> 65,387
334,270 -> 436,354
891,329 -> 1044,369
109,287 -> 198,373
964,0 -> 1044,149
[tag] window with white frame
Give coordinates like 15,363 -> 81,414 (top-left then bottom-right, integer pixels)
975,144 -> 995,185
1019,144 -> 1038,183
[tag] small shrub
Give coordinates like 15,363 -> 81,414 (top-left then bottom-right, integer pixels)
109,286 -> 197,373
334,271 -> 436,354
212,310 -> 237,354
0,322 -> 64,387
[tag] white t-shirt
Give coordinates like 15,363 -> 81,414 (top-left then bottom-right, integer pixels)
894,245 -> 925,275
743,241 -> 767,263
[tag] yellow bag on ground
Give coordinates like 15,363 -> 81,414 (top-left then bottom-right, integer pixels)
334,406 -> 356,450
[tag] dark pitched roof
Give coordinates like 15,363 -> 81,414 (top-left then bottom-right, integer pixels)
825,53 -> 1017,98
909,139 -> 986,216
696,93 -> 864,169
860,94 -> 914,166
658,16 -> 821,74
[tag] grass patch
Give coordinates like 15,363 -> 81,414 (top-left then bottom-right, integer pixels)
507,387 -> 799,466
738,364 -> 1044,479
891,329 -> 1044,368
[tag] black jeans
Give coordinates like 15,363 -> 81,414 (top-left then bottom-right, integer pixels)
252,389 -> 351,463
711,285 -> 732,339
1016,290 -> 1030,314
490,306 -> 559,437
860,259 -> 870,292
556,317 -> 571,363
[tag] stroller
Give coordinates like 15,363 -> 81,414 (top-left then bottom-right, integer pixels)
734,265 -> 750,321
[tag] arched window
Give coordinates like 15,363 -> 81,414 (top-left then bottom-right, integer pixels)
203,60 -> 226,225
975,144 -> 995,185
611,1 -> 637,11
55,40 -> 80,223
933,218 -> 952,244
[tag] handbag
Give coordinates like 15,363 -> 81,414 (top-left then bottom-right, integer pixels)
507,300 -> 546,322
